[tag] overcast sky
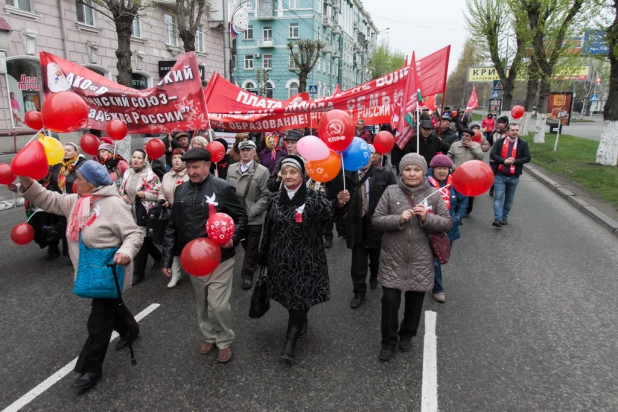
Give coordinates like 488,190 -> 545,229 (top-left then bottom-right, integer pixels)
361,0 -> 469,74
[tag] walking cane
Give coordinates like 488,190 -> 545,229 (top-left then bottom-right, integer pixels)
107,263 -> 137,366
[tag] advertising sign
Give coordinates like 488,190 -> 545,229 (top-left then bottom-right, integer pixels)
467,66 -> 591,82
547,92 -> 573,126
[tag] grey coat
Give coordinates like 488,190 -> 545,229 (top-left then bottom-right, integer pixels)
226,161 -> 270,225
372,179 -> 452,292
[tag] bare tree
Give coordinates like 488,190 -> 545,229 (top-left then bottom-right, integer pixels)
287,39 -> 325,93
177,0 -> 210,52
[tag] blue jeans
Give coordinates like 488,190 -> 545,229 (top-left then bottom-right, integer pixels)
493,174 -> 520,221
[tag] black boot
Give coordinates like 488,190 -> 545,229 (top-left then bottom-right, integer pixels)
132,274 -> 145,286
281,324 -> 301,361
299,319 -> 308,338
46,244 -> 61,260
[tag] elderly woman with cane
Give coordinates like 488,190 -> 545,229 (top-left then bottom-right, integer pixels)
18,160 -> 143,391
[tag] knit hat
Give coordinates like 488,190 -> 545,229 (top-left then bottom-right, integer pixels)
281,155 -> 305,175
98,143 -> 114,153
77,160 -> 112,187
469,122 -> 481,129
497,115 -> 509,124
399,153 -> 427,175
429,154 -> 453,169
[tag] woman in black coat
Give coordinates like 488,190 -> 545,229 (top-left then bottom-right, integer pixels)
258,155 -> 349,362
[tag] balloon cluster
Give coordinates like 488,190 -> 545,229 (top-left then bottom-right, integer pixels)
296,110 -> 396,182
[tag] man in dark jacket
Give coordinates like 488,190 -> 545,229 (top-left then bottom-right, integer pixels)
162,134 -> 180,170
355,119 -> 373,144
437,115 -> 459,150
490,123 -> 531,227
162,148 -> 247,363
338,145 -> 397,308
404,120 -> 450,165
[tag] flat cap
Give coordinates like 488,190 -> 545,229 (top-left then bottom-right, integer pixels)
420,120 -> 434,130
181,148 -> 211,162
284,129 -> 304,141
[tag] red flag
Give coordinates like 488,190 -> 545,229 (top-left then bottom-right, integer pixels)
394,53 -> 419,149
422,95 -> 438,111
465,87 -> 479,113
417,46 -> 451,97
333,84 -> 341,94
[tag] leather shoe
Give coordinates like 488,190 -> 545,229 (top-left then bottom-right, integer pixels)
242,279 -> 252,290
116,333 -> 138,351
501,218 -> 508,226
379,347 -> 395,361
399,339 -> 412,352
72,372 -> 101,390
324,239 -> 332,249
350,294 -> 365,309
132,275 -> 144,286
492,220 -> 502,227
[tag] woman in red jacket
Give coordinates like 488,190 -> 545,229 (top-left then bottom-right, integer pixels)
481,113 -> 496,144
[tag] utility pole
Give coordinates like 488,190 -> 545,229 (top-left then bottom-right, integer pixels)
223,0 -> 231,81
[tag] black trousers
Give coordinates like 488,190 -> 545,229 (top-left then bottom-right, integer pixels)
241,224 -> 262,280
466,197 -> 475,215
381,287 -> 425,349
323,222 -> 334,242
75,298 -> 138,374
134,237 -> 162,277
288,308 -> 309,329
351,241 -> 381,295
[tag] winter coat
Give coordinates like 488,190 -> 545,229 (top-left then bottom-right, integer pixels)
482,117 -> 496,133
210,153 -> 233,180
258,147 -> 287,173
447,141 -> 485,169
357,128 -> 373,144
48,155 -> 86,194
403,133 -> 450,166
151,159 -> 167,180
120,167 -> 161,234
372,179 -> 452,292
426,168 -> 468,242
162,174 -> 248,266
258,189 -> 335,310
226,161 -> 270,225
22,181 -> 143,292
439,128 -> 459,150
490,137 -> 531,177
162,136 -> 181,167
159,168 -> 189,206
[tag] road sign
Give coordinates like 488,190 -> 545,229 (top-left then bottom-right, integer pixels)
308,84 -> 318,94
491,90 -> 499,98
590,94 -> 599,101
493,80 -> 503,90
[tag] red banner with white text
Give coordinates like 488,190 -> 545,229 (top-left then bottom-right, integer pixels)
40,51 -> 210,134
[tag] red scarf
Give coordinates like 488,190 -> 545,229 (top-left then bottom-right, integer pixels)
427,176 -> 452,210
498,138 -> 518,175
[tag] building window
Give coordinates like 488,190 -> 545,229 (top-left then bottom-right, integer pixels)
6,58 -> 42,128
265,80 -> 274,98
131,72 -> 150,90
164,14 -> 179,47
263,26 -> 272,41
244,54 -> 254,69
289,23 -> 299,38
196,25 -> 205,53
289,53 -> 299,70
289,0 -> 298,8
263,54 -> 272,69
132,14 -> 141,38
288,81 -> 299,98
245,25 -> 253,40
244,81 -> 257,94
76,0 -> 95,26
6,0 -> 32,11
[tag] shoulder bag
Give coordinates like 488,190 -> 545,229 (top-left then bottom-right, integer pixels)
73,235 -> 126,299
134,195 -> 149,226
249,267 -> 270,319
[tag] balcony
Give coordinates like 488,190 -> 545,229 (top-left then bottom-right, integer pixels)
323,44 -> 333,54
258,38 -> 275,47
256,7 -> 274,19
332,50 -> 341,59
332,24 -> 341,34
323,16 -> 333,28
154,0 -> 176,7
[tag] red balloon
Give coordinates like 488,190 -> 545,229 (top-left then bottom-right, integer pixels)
80,133 -> 100,156
206,141 -> 226,163
317,109 -> 355,152
41,92 -> 89,133
145,139 -> 166,159
11,141 -> 49,180
472,130 -> 483,143
450,110 -> 458,118
206,213 -> 235,245
180,238 -> 221,277
0,164 -> 16,185
24,111 -> 43,130
10,223 -> 35,245
105,120 -> 128,141
452,160 -> 494,197
511,105 -> 525,119
373,131 -> 395,154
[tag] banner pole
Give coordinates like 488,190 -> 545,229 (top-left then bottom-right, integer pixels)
553,124 -> 561,152
416,106 -> 420,155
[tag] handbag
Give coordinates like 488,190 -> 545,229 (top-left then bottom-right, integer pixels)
43,222 -> 64,243
402,191 -> 451,265
73,235 -> 126,299
146,203 -> 170,245
249,267 -> 270,319
134,195 -> 149,227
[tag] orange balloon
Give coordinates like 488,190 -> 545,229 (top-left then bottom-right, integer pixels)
306,150 -> 341,183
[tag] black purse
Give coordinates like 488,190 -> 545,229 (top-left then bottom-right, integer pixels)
43,222 -> 64,243
134,196 -> 148,227
249,267 -> 270,319
146,203 -> 171,245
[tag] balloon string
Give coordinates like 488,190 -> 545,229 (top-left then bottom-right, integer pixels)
340,155 -> 346,191
417,183 -> 451,205
26,210 -> 41,223
26,129 -> 44,146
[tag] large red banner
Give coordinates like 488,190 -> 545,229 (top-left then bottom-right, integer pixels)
205,46 -> 450,132
40,52 -> 210,134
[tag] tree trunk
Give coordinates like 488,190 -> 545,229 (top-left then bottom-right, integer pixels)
115,19 -> 133,87
298,73 -> 308,93
181,35 -> 196,52
534,78 -> 551,143
596,29 -> 618,164
521,77 -> 538,136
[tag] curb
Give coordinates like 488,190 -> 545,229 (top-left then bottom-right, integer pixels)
0,197 -> 25,211
524,164 -> 618,238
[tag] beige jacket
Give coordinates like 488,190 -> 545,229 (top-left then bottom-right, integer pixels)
22,181 -> 143,291
447,141 -> 484,169
372,180 -> 452,292
226,160 -> 270,225
159,168 -> 189,206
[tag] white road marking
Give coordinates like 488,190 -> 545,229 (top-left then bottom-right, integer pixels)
2,303 -> 160,412
421,311 -> 438,412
